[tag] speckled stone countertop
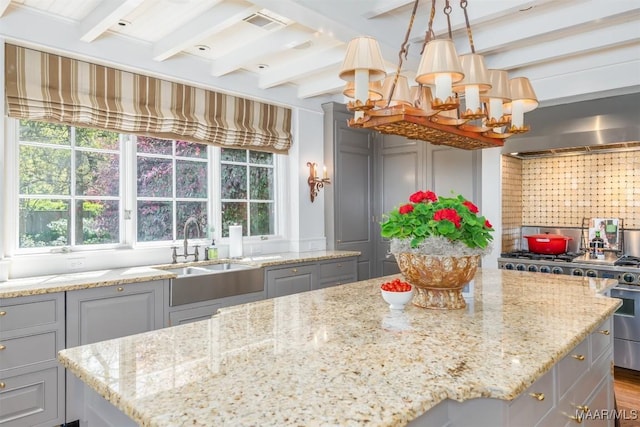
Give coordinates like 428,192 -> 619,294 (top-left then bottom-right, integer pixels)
58,269 -> 621,427
0,250 -> 360,298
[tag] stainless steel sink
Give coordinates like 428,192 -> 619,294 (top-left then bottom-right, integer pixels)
163,263 -> 264,306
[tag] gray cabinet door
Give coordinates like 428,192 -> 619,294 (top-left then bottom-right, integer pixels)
66,280 -> 165,425
266,265 -> 315,298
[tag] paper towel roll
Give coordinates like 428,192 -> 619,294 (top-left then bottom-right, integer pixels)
229,225 -> 243,258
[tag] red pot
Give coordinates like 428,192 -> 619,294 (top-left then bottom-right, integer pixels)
523,234 -> 572,255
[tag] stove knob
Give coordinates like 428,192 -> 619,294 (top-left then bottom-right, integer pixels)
552,267 -> 564,275
516,264 -> 526,271
623,273 -> 635,284
504,263 -> 514,270
527,265 -> 538,272
586,270 -> 598,278
539,266 -> 551,274
572,269 -> 584,276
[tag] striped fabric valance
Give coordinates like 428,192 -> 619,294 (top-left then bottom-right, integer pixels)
5,44 -> 292,154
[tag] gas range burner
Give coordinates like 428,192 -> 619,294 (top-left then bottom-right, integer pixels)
615,255 -> 640,267
500,251 -> 584,262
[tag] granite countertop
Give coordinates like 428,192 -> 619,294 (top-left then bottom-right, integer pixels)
57,269 -> 621,427
0,250 -> 360,298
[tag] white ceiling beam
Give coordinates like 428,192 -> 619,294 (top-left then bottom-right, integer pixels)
362,0 -> 413,19
0,0 -> 10,17
259,45 -> 344,89
80,0 -> 144,43
152,2 -> 259,62
297,71 -> 344,99
211,25 -> 313,77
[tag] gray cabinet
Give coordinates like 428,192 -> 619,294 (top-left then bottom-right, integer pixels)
167,292 -> 265,326
0,293 -> 65,427
266,264 -> 315,298
65,279 -> 166,426
315,258 -> 357,290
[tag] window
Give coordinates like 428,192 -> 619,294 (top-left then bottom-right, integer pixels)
136,136 -> 209,242
221,148 -> 275,237
18,120 -> 121,248
11,119 -> 279,253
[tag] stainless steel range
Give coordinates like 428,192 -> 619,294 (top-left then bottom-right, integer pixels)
499,251 -> 640,371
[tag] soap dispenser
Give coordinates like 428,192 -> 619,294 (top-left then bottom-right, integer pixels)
207,238 -> 218,260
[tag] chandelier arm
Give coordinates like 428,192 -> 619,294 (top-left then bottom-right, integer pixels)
444,0 -> 453,39
460,0 -> 475,53
420,0 -> 437,55
386,0 -> 421,108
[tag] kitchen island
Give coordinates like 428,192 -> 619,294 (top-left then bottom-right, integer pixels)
58,269 -> 621,426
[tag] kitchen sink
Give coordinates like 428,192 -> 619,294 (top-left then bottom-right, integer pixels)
163,263 -> 264,306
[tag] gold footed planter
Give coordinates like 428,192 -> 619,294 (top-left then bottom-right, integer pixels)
394,253 -> 479,310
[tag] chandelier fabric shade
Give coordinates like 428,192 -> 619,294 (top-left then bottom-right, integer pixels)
343,80 -> 383,101
338,0 -> 539,150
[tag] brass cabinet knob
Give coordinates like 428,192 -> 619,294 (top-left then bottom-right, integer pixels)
571,354 -> 585,361
566,413 -> 583,423
0,311 -> 6,316
337,263 -> 342,267
529,392 -> 545,401
0,344 -> 5,351
597,329 -> 610,335
0,382 -> 5,389
575,405 -> 589,412
117,286 -> 124,292
291,268 -> 297,273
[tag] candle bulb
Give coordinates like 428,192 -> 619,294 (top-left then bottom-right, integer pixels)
323,166 -> 327,179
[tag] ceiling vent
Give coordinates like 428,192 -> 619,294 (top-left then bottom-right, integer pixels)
243,10 -> 289,30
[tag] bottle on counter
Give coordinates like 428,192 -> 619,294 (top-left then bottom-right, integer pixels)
590,231 -> 605,259
207,239 -> 218,261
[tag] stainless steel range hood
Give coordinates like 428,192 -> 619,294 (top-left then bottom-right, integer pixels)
502,92 -> 640,158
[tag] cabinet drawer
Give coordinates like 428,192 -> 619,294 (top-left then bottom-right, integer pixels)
0,297 -> 59,334
0,331 -> 59,371
590,317 -> 613,365
557,338 -> 590,400
509,368 -> 554,426
318,259 -> 356,281
0,366 -> 62,427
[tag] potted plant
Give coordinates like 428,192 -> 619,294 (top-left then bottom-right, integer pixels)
381,190 -> 494,309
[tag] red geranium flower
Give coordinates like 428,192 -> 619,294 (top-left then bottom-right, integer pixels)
485,219 -> 493,229
424,191 -> 438,202
462,200 -> 479,214
409,191 -> 426,203
433,208 -> 461,228
398,204 -> 414,214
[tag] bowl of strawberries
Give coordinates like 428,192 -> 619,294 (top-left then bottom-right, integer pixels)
380,278 -> 413,310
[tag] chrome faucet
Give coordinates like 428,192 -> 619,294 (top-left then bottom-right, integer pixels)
171,216 -> 201,263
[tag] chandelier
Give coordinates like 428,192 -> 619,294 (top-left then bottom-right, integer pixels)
338,0 -> 538,150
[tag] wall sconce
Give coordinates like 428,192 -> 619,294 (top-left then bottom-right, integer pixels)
307,161 -> 331,202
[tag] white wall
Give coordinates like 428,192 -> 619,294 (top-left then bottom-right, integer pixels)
480,148 -> 503,268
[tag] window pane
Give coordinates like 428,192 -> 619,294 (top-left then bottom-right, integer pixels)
137,157 -> 173,197
137,201 -> 173,242
19,120 -> 70,145
221,148 -> 246,162
221,164 -> 247,199
250,166 -> 273,200
249,151 -> 273,165
176,140 -> 207,159
137,136 -> 173,155
76,127 -> 119,150
177,202 -> 207,240
250,202 -> 274,235
19,199 -> 70,247
221,202 -> 247,237
75,200 -> 119,245
76,151 -> 120,196
19,145 -> 71,195
176,160 -> 207,198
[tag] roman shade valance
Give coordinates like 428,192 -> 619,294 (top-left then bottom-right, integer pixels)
5,44 -> 292,154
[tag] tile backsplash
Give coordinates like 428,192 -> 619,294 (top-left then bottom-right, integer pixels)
501,150 -> 640,251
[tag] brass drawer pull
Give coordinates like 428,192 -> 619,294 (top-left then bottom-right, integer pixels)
597,329 -> 610,335
576,404 -> 589,412
529,392 -> 544,401
0,311 -> 6,316
566,413 -> 583,423
291,268 -> 297,273
117,286 -> 124,292
571,354 -> 585,361
337,263 -> 342,267
0,382 -> 5,389
0,344 -> 5,351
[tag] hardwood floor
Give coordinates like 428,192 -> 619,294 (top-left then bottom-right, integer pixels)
614,367 -> 640,427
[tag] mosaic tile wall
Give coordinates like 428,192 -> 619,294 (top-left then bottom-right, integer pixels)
501,156 -> 523,252
501,150 -> 640,251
